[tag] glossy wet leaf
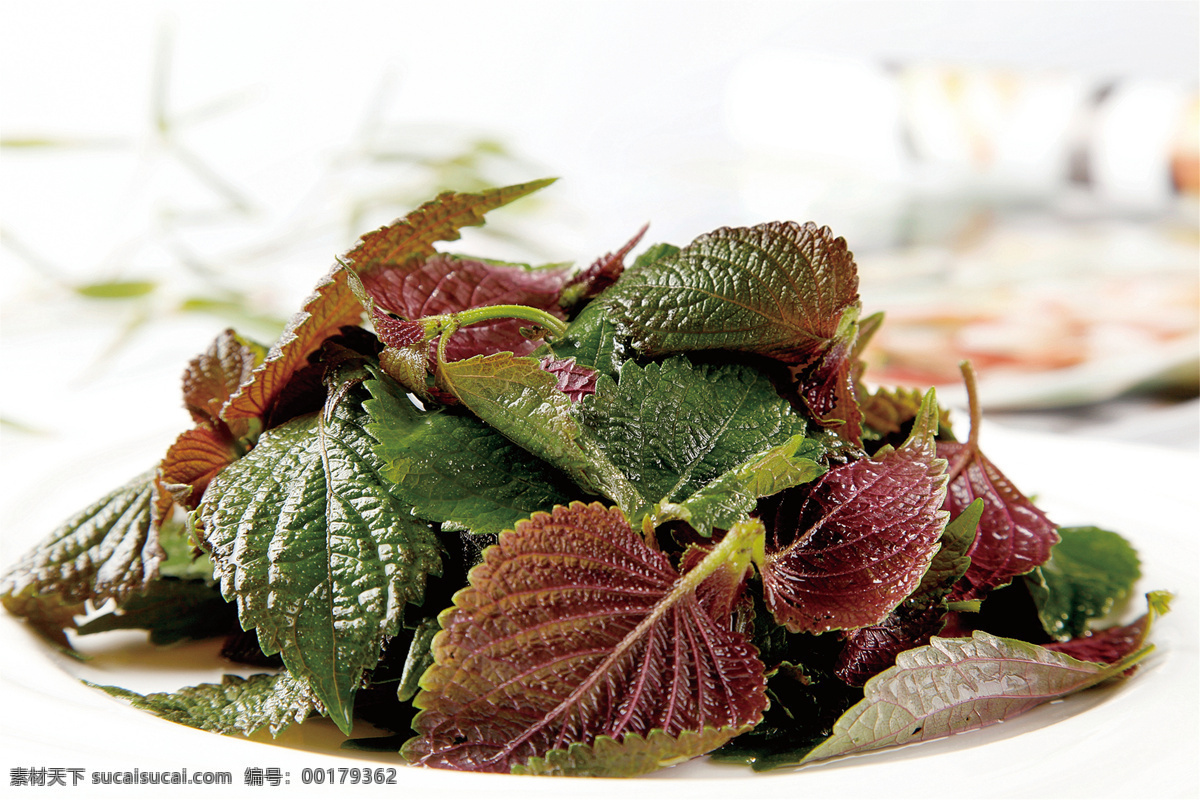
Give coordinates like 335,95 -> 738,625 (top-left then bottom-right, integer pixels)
539,356 -> 597,401
198,392 -> 442,734
0,472 -> 162,610
1045,591 -> 1170,665
93,673 -> 319,737
576,357 -> 810,522
403,503 -> 767,774
939,441 -> 1060,600
550,299 -> 629,378
801,629 -> 1153,766
437,352 -> 638,510
605,222 -> 859,363
759,393 -> 948,632
834,499 -> 983,685
365,371 -> 577,535
1027,526 -> 1141,640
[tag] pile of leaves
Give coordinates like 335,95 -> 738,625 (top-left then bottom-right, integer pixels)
0,180 -> 1168,777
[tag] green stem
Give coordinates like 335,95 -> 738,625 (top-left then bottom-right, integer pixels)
452,304 -> 568,339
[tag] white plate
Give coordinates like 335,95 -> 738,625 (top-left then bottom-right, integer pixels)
2,424 -> 1197,800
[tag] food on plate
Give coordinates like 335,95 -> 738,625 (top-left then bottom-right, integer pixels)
0,181 -> 1168,776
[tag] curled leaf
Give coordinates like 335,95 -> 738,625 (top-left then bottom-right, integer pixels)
802,629 -> 1154,766
181,329 -> 266,438
219,266 -> 365,425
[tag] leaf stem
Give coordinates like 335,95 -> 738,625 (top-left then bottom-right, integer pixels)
452,304 -> 568,339
947,360 -> 981,484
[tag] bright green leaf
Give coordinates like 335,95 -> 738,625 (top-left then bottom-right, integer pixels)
1027,526 -> 1141,641
577,357 -> 810,524
604,222 -> 859,365
666,435 -> 826,535
436,352 -> 639,510
364,370 -> 577,534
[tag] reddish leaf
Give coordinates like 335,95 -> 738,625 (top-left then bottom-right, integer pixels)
1044,618 -> 1147,666
222,182 -> 552,425
403,503 -> 767,774
363,255 -> 570,361
834,499 -> 982,685
787,306 -> 862,443
159,426 -> 241,509
181,330 -> 265,435
834,602 -> 946,687
759,397 -> 948,633
539,356 -> 597,401
939,442 -> 1059,601
370,307 -> 425,349
563,223 -> 649,303
344,180 -> 554,274
220,267 -> 364,424
1043,591 -> 1170,668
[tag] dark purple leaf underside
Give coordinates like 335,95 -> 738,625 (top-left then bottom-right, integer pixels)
371,309 -> 425,349
939,442 -> 1059,601
404,502 -> 767,773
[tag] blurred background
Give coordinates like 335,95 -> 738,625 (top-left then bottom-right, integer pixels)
1,0 -> 1197,555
